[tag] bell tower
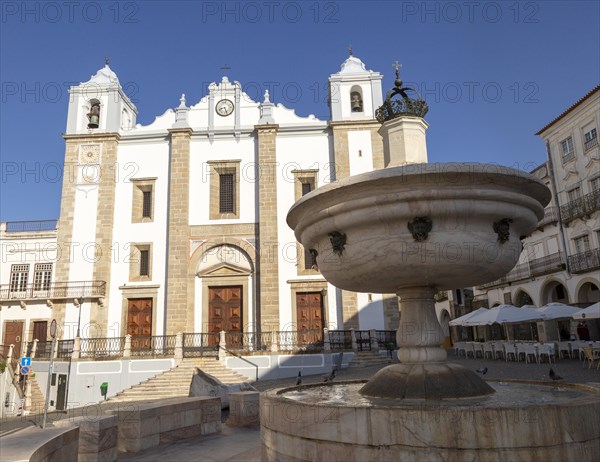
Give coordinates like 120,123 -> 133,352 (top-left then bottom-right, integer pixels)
65,60 -> 137,134
328,52 -> 383,122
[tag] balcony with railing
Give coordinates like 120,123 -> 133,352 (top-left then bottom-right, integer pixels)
4,220 -> 58,232
0,281 -> 106,301
568,249 -> 600,274
560,190 -> 600,224
477,251 -> 565,289
537,206 -> 559,229
584,136 -> 598,151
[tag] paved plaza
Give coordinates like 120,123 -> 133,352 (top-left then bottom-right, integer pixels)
2,353 -> 598,461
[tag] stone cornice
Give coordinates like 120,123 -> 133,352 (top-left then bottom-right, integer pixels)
168,127 -> 194,136
62,132 -> 121,142
328,120 -> 381,129
254,124 -> 279,132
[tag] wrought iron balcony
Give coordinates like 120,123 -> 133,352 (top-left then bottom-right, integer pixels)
537,206 -> 558,229
0,281 -> 106,302
568,249 -> 600,274
584,136 -> 598,151
477,251 -> 565,289
4,220 -> 58,232
434,290 -> 449,302
560,190 -> 600,224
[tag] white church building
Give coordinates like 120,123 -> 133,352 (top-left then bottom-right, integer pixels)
1,55 -> 405,348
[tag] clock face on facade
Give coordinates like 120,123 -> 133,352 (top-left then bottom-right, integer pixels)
216,99 -> 234,117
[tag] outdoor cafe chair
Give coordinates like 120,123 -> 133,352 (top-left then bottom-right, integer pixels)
482,342 -> 495,360
557,341 -> 571,359
570,341 -> 587,360
537,343 -> 555,364
519,343 -> 538,364
503,343 -> 518,362
582,347 -> 596,369
454,342 -> 466,358
492,342 -> 505,360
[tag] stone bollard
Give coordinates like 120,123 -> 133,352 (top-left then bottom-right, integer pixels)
228,391 -> 260,427
7,344 -> 14,365
370,329 -> 379,351
351,329 -> 358,352
323,328 -> 331,352
123,334 -> 132,358
270,330 -> 278,352
31,339 -> 38,359
72,337 -> 81,360
175,332 -> 183,362
218,330 -> 227,363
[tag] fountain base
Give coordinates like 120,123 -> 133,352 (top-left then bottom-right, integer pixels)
261,381 -> 600,462
359,362 -> 494,399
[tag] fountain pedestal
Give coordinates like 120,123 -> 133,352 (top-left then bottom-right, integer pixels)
360,286 -> 494,399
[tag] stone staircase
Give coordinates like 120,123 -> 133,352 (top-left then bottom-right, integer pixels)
348,350 -> 393,368
108,358 -> 250,402
27,377 -> 46,412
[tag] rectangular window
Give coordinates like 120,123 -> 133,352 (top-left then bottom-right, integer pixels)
140,250 -> 150,276
573,235 -> 590,254
590,177 -> 600,192
33,263 -> 52,291
301,182 -> 312,196
304,248 -> 315,270
142,191 -> 152,218
584,127 -> 597,143
560,136 -> 575,162
219,173 -> 235,214
10,264 -> 29,293
567,187 -> 582,202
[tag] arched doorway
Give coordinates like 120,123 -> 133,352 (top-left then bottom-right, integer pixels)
577,281 -> 600,306
514,289 -> 534,307
541,280 -> 569,304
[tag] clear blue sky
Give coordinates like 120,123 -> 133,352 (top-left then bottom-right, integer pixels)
1,1 -> 599,221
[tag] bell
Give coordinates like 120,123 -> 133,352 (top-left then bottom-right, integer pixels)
87,115 -> 99,128
351,100 -> 362,111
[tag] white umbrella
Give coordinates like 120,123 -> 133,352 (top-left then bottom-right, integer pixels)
449,307 -> 489,326
461,304 -> 540,326
572,302 -> 600,320
535,302 -> 581,320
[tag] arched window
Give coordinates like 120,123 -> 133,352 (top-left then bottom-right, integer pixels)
350,86 -> 363,113
87,99 -> 101,129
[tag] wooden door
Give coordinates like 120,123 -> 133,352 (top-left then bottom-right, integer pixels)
208,286 -> 242,346
56,374 -> 67,411
296,292 -> 324,345
3,321 -> 24,358
32,321 -> 48,342
127,299 -> 152,349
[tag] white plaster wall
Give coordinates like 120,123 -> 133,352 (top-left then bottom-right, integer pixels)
357,292 -> 385,330
0,234 -> 57,286
189,137 -> 257,225
108,140 -> 170,336
275,133 -> 333,329
347,131 -> 374,176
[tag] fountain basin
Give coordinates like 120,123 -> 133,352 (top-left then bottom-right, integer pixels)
261,381 -> 600,462
287,163 -> 550,292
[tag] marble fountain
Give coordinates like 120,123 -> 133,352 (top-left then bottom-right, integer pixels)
261,70 -> 600,461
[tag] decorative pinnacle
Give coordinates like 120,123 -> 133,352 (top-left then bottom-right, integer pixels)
393,60 -> 403,86
179,93 -> 186,108
104,56 -> 110,66
264,89 -> 271,103
348,44 -> 353,56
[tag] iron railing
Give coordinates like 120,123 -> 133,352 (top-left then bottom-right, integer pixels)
537,206 -> 559,228
328,330 -> 353,350
0,281 -> 106,301
130,335 -> 176,357
80,337 -> 125,359
477,252 -> 565,289
354,330 -> 371,351
5,220 -> 58,232
434,290 -> 449,302
584,136 -> 598,151
182,333 -> 219,358
29,340 -> 74,359
568,249 -> 600,274
560,190 -> 600,224
375,331 -> 397,348
224,331 -> 271,351
277,330 -> 323,351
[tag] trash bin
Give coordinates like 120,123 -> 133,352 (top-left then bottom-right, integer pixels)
100,382 -> 108,400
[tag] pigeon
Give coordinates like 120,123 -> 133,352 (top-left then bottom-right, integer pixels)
476,367 -> 488,376
323,369 -> 336,383
295,371 -> 302,386
549,368 -> 563,381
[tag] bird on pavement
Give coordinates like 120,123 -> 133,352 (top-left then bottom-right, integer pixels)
295,371 -> 302,386
549,368 -> 563,381
476,367 -> 488,376
323,369 -> 336,382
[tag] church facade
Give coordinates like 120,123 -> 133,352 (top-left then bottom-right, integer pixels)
1,55 -> 402,344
